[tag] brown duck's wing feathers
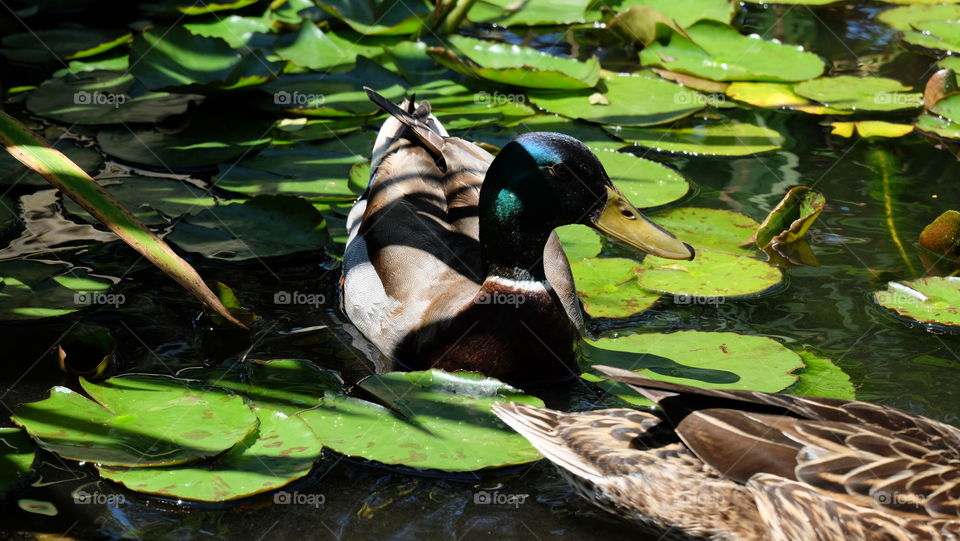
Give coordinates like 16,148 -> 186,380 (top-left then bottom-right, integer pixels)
492,402 -> 768,540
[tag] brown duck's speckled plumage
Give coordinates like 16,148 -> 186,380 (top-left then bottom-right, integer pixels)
492,366 -> 960,540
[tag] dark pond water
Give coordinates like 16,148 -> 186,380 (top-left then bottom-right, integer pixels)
3,2 -> 960,540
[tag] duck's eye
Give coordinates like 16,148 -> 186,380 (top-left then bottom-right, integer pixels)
621,208 -> 637,220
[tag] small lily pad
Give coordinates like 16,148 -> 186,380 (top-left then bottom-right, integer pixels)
469,0 -> 592,25
613,0 -> 733,28
878,5 -> 960,54
98,407 -> 322,501
751,186 -> 825,248
651,207 -> 759,254
528,73 -> 705,126
570,257 -> 662,318
63,177 -> 216,226
317,0 -> 431,35
428,35 -> 600,90
555,224 -> 602,261
596,150 -> 689,208
875,277 -> 960,328
829,121 -> 914,138
0,260 -> 113,321
26,71 -> 203,125
784,351 -> 855,400
298,370 -> 543,471
637,249 -> 783,298
212,147 -> 366,199
725,82 -> 848,115
179,359 -> 342,415
793,76 -> 922,112
0,428 -> 35,494
916,112 -> 960,140
612,120 -> 784,156
167,195 -> 333,261
12,375 -> 258,467
581,331 -> 805,406
639,21 -> 825,82
96,114 -> 273,169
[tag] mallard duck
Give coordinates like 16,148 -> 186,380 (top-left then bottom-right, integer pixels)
492,365 -> 960,540
341,90 -> 694,382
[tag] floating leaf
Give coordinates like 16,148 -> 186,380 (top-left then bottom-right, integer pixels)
130,26 -> 262,90
612,120 -> 784,156
570,257 -> 661,318
179,359 -> 342,415
875,277 -> 960,328
784,351 -> 855,400
167,195 -> 333,261
751,186 -> 825,248
12,375 -> 258,467
639,21 -> 824,82
581,331 -> 805,406
916,112 -> 960,139
95,114 -> 273,169
555,224 -> 602,261
878,5 -> 960,54
724,82 -> 847,114
212,147 -> 365,199
468,0 -> 592,25
0,260 -> 112,321
829,121 -> 914,138
651,207 -> 759,254
317,0 -> 431,35
98,407 -> 321,501
609,6 -> 687,46
528,73 -> 704,126
275,22 -> 366,70
919,210 -> 960,259
637,249 -> 783,298
1,29 -> 129,63
64,176 -> 216,226
613,0 -> 734,27
924,69 -> 960,112
298,370 -> 543,471
0,428 -> 35,494
596,150 -> 689,208
793,76 -> 922,112
428,35 -> 600,90
183,15 -> 274,48
26,71 -> 203,125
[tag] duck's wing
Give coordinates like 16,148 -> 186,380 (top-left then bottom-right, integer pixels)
343,92 -> 490,356
491,402 -> 767,539
595,366 -> 960,522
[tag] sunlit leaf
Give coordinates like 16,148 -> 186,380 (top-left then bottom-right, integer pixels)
875,277 -> 960,328
611,120 -> 784,155
571,257 -> 661,317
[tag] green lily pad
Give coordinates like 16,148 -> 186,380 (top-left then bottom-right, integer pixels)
452,114 -> 625,152
142,0 -> 260,15
179,359 -> 342,415
212,147 -> 366,199
724,82 -> 848,114
0,260 -> 113,321
555,224 -> 602,261
637,249 -> 782,298
1,29 -> 129,63
183,15 -> 274,48
260,57 -> 407,116
469,0 -> 592,25
751,186 -> 825,248
64,177 -> 216,226
612,120 -> 784,155
916,112 -> 960,139
11,375 -> 258,467
571,257 -> 661,318
298,370 -> 543,471
651,207 -> 759,254
0,428 -> 35,493
639,21 -> 825,82
613,0 -> 734,27
98,407 -> 322,501
428,35 -> 600,90
130,26 -> 279,90
317,0 -> 431,35
581,331 -> 805,406
783,351 -> 855,400
793,76 -> 921,112
878,5 -> 960,54
740,0 -> 842,4
528,73 -> 704,126
26,71 -> 203,125
95,114 -> 273,169
0,139 -> 102,186
167,195 -> 333,261
272,117 -> 365,143
275,22 -> 367,70
597,150 -> 689,208
875,277 -> 960,328
829,121 -> 914,138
